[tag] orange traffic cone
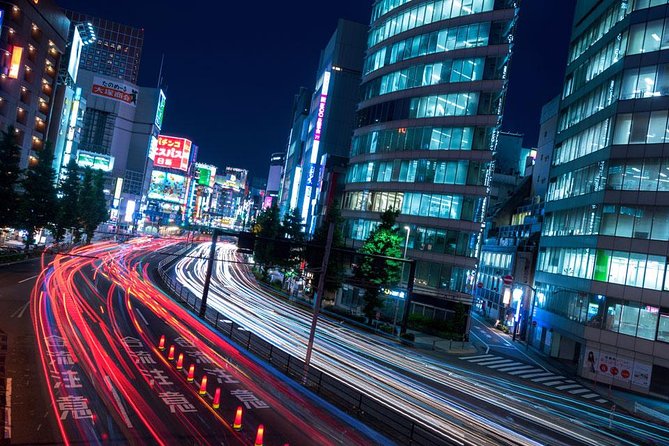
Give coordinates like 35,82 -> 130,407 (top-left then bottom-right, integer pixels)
176,353 -> 184,370
167,345 -> 175,361
158,335 -> 165,350
187,364 -> 195,382
213,388 -> 221,409
233,406 -> 243,431
199,375 -> 208,395
254,424 -> 264,446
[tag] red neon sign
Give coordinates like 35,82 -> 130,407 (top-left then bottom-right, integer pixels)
153,135 -> 192,172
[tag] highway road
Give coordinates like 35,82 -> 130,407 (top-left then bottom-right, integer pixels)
29,238 -> 384,445
168,241 -> 669,446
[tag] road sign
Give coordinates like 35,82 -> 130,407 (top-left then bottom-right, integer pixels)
610,367 -> 618,376
502,275 -> 514,286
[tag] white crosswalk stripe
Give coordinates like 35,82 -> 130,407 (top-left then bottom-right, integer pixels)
460,353 -> 608,404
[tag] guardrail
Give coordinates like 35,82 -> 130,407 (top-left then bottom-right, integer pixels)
155,250 -> 455,446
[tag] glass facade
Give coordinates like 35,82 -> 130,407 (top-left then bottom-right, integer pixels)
344,0 -> 516,305
537,0 -> 669,387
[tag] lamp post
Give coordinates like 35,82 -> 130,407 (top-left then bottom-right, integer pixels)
394,226 -> 411,336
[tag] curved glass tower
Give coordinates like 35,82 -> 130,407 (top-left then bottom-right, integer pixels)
342,0 -> 519,316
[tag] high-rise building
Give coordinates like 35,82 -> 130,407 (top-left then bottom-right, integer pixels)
265,152 -> 285,208
0,0 -> 70,168
533,0 -> 669,396
281,19 -> 367,235
341,0 -> 519,326
63,11 -> 143,84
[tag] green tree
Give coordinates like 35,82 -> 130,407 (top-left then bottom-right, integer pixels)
279,207 -> 304,270
53,159 -> 80,242
251,204 -> 281,276
307,204 -> 345,292
77,168 -> 108,243
355,209 -> 403,320
18,144 -> 58,247
0,127 -> 22,229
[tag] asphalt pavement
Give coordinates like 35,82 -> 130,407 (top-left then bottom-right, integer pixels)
0,256 -> 58,445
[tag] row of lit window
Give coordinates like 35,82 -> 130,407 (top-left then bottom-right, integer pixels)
558,77 -> 618,132
343,190 -> 485,222
535,283 -> 669,343
538,247 -> 669,291
613,110 -> 669,145
346,159 -> 487,186
409,92 -> 479,119
568,0 -> 629,64
480,251 -> 512,269
370,0 -> 412,22
364,21 -> 490,75
368,0 -> 494,48
563,31 -> 627,99
546,161 -> 606,202
364,57 -> 484,100
350,126 -> 495,157
554,119 -> 611,167
344,218 -> 478,258
542,203 -> 669,242
608,157 -> 669,192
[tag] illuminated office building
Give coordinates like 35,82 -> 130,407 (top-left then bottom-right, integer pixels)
533,0 -> 669,395
341,0 -> 518,323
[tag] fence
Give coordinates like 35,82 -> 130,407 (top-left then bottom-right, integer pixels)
154,246 -> 456,446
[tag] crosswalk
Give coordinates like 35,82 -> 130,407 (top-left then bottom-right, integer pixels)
460,354 -> 608,404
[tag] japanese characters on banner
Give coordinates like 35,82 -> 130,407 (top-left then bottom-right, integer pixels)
91,76 -> 138,106
583,348 -> 652,389
153,136 -> 192,172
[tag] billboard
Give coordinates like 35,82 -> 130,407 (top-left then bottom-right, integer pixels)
155,90 -> 166,130
91,76 -> 138,106
76,150 -> 114,172
153,135 -> 192,172
148,170 -> 187,204
68,27 -> 83,83
8,46 -> 22,79
196,164 -> 216,187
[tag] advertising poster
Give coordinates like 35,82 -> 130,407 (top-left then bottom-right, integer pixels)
582,348 -> 652,389
148,170 -> 186,204
76,150 -> 114,172
153,136 -> 192,172
91,76 -> 138,106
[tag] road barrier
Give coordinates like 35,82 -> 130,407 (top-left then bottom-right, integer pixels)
155,249 -> 455,446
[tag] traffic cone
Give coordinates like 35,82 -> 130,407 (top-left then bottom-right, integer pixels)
233,406 -> 243,431
254,424 -> 264,446
167,345 -> 175,361
158,335 -> 165,350
213,388 -> 221,409
199,375 -> 208,395
187,364 -> 195,382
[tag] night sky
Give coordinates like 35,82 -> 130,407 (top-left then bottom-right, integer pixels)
57,1 -> 576,180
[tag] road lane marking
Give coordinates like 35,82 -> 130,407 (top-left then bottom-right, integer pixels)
581,393 -> 599,399
135,309 -> 149,326
531,375 -> 561,382
542,380 -> 566,386
596,398 -> 608,403
104,376 -> 133,428
487,361 -> 522,369
568,388 -> 591,395
497,364 -> 535,372
477,359 -> 516,366
459,354 -> 494,360
17,274 -> 38,284
555,384 -> 583,391
508,367 -> 541,375
518,372 -> 554,379
10,301 -> 30,319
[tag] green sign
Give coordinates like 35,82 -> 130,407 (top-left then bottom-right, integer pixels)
198,166 -> 212,186
155,90 -> 166,129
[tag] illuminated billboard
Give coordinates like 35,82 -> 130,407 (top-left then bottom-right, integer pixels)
8,46 -> 23,79
155,90 -> 166,130
148,170 -> 187,204
68,27 -> 83,83
196,164 -> 216,187
76,150 -> 114,172
91,76 -> 138,106
153,135 -> 192,172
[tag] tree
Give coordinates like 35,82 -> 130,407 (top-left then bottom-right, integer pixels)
17,144 -> 58,247
0,127 -> 22,229
77,168 -> 108,243
53,159 -> 81,242
355,209 -> 403,320
307,204 -> 345,292
278,207 -> 304,270
251,204 -> 281,275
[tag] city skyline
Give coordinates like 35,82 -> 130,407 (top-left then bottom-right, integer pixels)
56,1 -> 575,178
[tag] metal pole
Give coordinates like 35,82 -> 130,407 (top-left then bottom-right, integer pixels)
399,259 -> 416,336
525,285 -> 537,350
199,228 -> 220,318
302,222 -> 334,385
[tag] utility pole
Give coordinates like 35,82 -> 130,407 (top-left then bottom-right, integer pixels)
302,222 -> 334,385
399,259 -> 416,336
199,228 -> 220,318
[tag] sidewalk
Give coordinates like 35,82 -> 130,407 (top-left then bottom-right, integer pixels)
472,311 -> 669,426
410,331 -> 477,355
